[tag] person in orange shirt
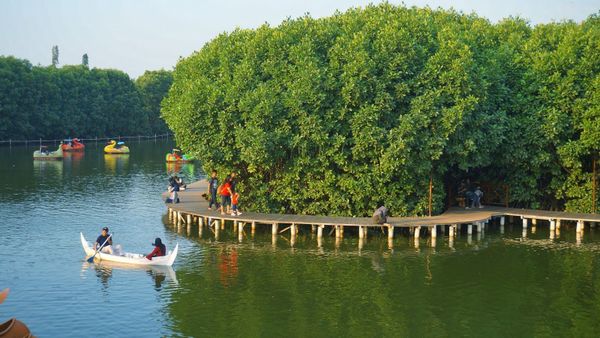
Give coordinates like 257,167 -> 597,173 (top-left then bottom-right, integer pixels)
231,192 -> 242,216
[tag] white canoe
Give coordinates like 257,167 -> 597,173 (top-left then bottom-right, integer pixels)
80,232 -> 178,266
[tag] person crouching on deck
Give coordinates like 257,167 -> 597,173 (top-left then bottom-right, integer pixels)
146,238 -> 166,260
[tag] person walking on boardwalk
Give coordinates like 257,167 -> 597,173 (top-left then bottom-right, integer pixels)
94,227 -> 114,254
208,170 -> 219,210
220,176 -> 233,215
146,238 -> 166,260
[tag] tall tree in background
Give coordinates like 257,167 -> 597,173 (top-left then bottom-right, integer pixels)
51,45 -> 59,67
82,53 -> 89,68
136,70 -> 173,134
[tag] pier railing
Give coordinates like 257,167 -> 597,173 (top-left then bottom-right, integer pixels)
0,133 -> 173,147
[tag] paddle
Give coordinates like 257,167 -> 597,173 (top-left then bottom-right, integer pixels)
87,234 -> 112,263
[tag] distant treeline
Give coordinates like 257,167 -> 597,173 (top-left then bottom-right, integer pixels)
163,3 -> 599,215
0,56 -> 172,140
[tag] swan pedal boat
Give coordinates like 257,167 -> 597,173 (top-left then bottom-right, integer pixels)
33,145 -> 63,160
80,233 -> 178,266
104,140 -> 130,154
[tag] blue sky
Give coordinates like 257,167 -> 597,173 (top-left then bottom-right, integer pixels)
0,0 -> 597,78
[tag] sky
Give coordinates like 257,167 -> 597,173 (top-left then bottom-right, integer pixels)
0,0 -> 598,78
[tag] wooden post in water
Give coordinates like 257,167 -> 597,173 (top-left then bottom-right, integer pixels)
187,214 -> 192,225
428,174 -> 433,217
251,221 -> 256,235
576,220 -> 584,233
430,225 -> 437,238
449,225 -> 455,237
550,219 -> 556,231
522,218 -> 528,229
467,224 -> 473,235
414,226 -> 421,248
388,225 -> 394,240
272,223 -> 278,236
317,225 -> 323,239
593,156 -> 597,214
359,226 -> 364,239
311,225 -> 316,233
335,225 -> 341,238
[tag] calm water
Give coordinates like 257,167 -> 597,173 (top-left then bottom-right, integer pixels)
1,141 -> 600,337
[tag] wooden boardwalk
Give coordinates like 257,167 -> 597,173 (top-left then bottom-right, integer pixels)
163,180 -> 600,242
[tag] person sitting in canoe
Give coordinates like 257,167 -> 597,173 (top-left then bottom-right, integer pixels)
146,238 -> 166,260
94,227 -> 114,254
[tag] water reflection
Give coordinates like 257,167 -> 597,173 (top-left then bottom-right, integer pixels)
33,159 -> 63,177
63,151 -> 84,165
81,261 -> 178,290
166,162 -> 195,178
104,154 -> 129,173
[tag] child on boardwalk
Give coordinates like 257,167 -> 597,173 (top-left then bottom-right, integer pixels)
208,170 -> 219,210
231,192 -> 242,216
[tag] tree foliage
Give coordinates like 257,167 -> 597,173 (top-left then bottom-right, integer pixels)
0,56 -> 172,139
136,70 -> 173,134
164,6 -> 600,215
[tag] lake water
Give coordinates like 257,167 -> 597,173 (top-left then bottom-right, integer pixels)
1,140 -> 599,337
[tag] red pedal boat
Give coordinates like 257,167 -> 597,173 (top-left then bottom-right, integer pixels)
61,138 -> 85,152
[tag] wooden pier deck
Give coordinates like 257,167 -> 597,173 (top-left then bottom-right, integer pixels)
163,180 -> 600,242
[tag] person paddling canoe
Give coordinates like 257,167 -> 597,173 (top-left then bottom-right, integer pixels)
94,227 -> 114,254
146,238 -> 166,260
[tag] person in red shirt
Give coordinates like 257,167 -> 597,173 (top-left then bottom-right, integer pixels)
146,238 -> 166,260
219,177 -> 233,215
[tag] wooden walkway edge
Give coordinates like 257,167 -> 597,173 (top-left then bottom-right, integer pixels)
162,180 -> 600,242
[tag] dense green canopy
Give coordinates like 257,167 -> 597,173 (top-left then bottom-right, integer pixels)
163,4 -> 600,216
0,57 -> 172,139
176,5 -> 595,215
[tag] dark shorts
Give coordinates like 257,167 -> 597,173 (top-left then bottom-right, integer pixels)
221,195 -> 231,207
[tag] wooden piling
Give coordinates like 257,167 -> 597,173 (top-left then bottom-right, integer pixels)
272,223 -> 278,236
576,220 -> 584,233
430,225 -> 437,238
522,218 -> 528,228
550,220 -> 556,231
467,224 -> 473,235
500,216 -> 505,226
